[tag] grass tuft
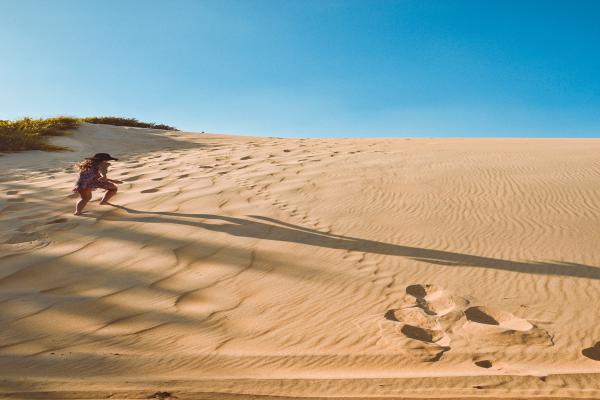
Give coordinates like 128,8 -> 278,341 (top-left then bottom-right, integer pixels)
0,116 -> 179,153
0,117 -> 79,152
80,117 -> 178,131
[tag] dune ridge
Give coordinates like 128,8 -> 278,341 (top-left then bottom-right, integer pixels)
1,124 -> 600,399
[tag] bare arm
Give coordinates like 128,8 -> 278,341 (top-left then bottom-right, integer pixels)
99,163 -> 122,184
99,163 -> 108,178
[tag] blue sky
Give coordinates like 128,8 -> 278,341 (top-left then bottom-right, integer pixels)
1,0 -> 599,137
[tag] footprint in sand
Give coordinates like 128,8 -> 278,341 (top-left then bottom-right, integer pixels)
149,391 -> 174,400
6,190 -> 19,195
461,305 -> 551,346
384,284 -> 552,353
141,188 -> 159,193
405,284 -> 469,318
583,342 -> 600,361
17,217 -> 75,234
474,359 -> 493,368
2,229 -> 51,254
47,218 -> 68,224
6,231 -> 45,244
464,306 -> 533,331
401,324 -> 446,344
240,155 -> 251,160
385,307 -> 450,347
385,284 -> 466,348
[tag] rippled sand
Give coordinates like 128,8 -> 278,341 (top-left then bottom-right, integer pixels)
1,124 -> 600,399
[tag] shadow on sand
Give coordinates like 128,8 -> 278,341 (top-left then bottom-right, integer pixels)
107,205 -> 600,280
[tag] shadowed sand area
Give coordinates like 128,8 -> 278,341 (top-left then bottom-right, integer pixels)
1,124 -> 600,399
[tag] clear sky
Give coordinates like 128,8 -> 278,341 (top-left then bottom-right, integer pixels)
2,0 -> 599,137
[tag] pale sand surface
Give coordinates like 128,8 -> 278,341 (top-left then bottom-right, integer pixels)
1,123 -> 600,399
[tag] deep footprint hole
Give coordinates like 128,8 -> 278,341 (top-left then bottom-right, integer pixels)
400,324 -> 444,343
384,309 -> 398,322
475,360 -> 493,368
406,284 -> 427,298
465,307 -> 500,326
583,342 -> 600,361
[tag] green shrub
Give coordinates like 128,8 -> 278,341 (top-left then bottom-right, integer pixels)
80,116 -> 178,131
0,117 -> 79,152
0,116 -> 179,153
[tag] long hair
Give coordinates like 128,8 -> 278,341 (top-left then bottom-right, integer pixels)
76,158 -> 100,172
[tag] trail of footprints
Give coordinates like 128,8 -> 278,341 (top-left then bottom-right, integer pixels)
6,144 -> 600,367
122,147 -> 600,365
384,284 -> 554,364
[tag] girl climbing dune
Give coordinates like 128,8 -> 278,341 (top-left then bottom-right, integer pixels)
73,153 -> 122,215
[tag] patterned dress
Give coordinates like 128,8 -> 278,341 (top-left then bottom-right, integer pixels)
73,163 -> 117,192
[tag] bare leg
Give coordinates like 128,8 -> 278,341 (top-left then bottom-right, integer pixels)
100,189 -> 117,205
74,189 -> 92,215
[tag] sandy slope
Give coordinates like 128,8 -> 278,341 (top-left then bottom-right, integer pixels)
1,123 -> 600,399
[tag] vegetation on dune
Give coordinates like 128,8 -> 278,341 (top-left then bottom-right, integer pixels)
0,116 -> 179,152
0,117 -> 79,152
79,116 -> 178,131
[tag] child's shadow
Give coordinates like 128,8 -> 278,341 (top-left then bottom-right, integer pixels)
106,204 -> 600,280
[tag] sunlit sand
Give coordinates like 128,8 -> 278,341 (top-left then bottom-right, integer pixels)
1,124 -> 600,398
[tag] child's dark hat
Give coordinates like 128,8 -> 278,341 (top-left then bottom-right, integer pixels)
88,153 -> 119,161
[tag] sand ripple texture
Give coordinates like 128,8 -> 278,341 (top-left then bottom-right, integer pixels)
1,125 -> 600,398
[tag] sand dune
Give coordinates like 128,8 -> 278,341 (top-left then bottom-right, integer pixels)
1,124 -> 600,399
